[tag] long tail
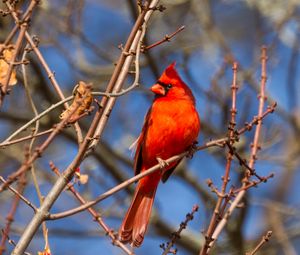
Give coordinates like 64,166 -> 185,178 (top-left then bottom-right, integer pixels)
119,181 -> 158,247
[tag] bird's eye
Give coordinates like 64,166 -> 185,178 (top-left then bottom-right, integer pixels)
166,84 -> 172,89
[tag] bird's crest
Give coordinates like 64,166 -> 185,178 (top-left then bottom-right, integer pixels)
159,62 -> 195,103
163,62 -> 181,81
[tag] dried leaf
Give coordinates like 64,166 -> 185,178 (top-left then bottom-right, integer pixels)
0,44 -> 17,86
37,247 -> 51,255
60,81 -> 93,123
75,168 -> 89,185
37,229 -> 51,255
79,174 -> 89,184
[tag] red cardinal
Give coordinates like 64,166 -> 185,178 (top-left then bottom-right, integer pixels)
119,63 -> 200,247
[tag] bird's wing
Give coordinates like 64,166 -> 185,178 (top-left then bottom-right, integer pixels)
134,107 -> 152,176
161,161 -> 182,183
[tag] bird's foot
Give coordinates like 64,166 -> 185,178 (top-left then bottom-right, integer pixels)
156,157 -> 169,169
187,141 -> 198,159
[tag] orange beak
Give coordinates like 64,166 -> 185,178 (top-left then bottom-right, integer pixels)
150,84 -> 165,96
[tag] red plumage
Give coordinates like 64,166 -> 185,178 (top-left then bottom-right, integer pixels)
119,62 -> 200,247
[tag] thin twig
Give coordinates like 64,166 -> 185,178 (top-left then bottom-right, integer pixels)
144,26 -> 185,51
206,46 -> 269,252
0,0 -> 39,107
0,231 -> 31,255
0,26 -> 18,56
0,96 -> 85,193
0,150 -> 28,255
22,45 -> 50,251
47,151 -> 189,220
1,87 -> 152,147
233,173 -> 274,193
0,129 -> 54,147
0,25 -> 27,107
11,2 -> 160,254
49,162 -> 134,255
88,5 -> 148,150
0,176 -> 37,212
98,22 -> 146,99
0,96 -> 73,145
161,205 -> 199,255
226,142 -> 267,181
245,231 -> 272,255
4,1 -> 84,144
200,62 -> 239,255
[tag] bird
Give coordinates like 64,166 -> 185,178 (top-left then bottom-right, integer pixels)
119,62 -> 200,247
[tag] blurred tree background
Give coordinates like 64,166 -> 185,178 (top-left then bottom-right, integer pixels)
0,0 -> 300,254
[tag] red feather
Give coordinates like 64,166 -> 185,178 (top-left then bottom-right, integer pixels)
119,63 -> 200,247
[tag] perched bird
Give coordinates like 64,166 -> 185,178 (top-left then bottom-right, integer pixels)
119,62 -> 200,247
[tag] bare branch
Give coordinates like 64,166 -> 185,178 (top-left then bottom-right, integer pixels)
11,2 -> 160,254
206,46 -> 270,252
49,162 -> 134,255
245,231 -> 272,255
161,205 -> 199,255
143,26 -> 185,51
